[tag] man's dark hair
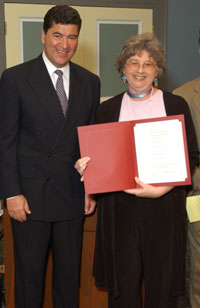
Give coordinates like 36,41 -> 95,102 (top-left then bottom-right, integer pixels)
43,5 -> 82,34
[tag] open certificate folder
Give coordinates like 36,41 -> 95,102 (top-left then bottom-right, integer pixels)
77,115 -> 191,194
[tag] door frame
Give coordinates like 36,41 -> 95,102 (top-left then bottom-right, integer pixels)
0,0 -> 168,75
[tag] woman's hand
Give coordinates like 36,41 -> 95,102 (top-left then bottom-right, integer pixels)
74,156 -> 90,181
124,177 -> 173,198
84,194 -> 96,215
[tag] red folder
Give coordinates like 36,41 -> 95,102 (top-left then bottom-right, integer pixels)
77,115 -> 191,194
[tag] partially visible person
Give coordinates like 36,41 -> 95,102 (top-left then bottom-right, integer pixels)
173,35 -> 200,307
0,5 -> 100,308
75,32 -> 199,307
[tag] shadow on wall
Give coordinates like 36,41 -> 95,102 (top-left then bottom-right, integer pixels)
166,72 -> 183,92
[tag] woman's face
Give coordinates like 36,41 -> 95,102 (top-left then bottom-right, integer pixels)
123,50 -> 158,94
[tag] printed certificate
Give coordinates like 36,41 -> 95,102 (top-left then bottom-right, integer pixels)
78,115 -> 191,194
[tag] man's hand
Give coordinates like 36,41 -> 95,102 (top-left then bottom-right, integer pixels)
7,195 -> 31,222
84,194 -> 96,215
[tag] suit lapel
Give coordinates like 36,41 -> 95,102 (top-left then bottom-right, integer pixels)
27,55 -> 64,131
48,62 -> 86,148
66,62 -> 87,126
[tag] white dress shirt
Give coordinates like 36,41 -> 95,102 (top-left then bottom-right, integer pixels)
42,51 -> 70,99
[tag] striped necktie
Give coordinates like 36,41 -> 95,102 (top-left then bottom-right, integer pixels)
55,69 -> 68,117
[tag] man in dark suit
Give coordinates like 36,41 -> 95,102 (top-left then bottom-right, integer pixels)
0,5 -> 100,308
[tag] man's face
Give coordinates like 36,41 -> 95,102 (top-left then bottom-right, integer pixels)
41,22 -> 79,68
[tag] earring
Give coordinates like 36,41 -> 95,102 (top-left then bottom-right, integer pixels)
122,75 -> 127,84
154,77 -> 158,88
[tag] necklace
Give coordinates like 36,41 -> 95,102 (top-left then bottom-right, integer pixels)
127,88 -> 154,120
127,87 -> 152,98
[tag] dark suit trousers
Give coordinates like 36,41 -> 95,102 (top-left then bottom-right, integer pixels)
11,216 -> 83,308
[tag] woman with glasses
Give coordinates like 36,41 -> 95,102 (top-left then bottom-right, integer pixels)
75,32 -> 198,307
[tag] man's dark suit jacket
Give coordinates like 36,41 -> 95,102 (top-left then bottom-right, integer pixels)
0,54 -> 100,222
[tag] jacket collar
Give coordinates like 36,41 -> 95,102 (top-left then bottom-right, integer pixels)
27,54 -> 64,130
